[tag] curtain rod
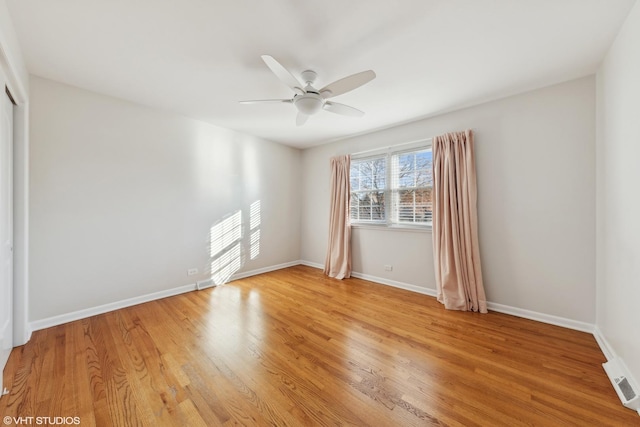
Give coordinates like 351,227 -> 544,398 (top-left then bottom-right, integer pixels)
350,137 -> 433,157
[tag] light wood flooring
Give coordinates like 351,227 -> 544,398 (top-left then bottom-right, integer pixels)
1,265 -> 638,426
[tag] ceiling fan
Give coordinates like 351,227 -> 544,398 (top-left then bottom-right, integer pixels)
240,55 -> 376,126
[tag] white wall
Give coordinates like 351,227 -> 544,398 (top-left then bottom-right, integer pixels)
29,76 -> 301,322
301,76 -> 596,323
596,1 -> 640,385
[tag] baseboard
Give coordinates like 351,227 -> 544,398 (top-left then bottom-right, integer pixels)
486,302 -> 594,333
29,260 -> 303,332
593,325 -> 616,361
30,260 -> 594,338
30,283 -> 197,332
299,260 -> 323,269
12,323 -> 31,347
230,260 -> 302,281
298,260 -> 593,333
350,271 -> 438,297
298,261 -> 437,297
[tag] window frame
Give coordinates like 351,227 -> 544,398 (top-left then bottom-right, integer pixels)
349,154 -> 388,224
350,139 -> 433,231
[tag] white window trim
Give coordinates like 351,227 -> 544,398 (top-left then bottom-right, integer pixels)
350,222 -> 432,233
350,138 -> 433,231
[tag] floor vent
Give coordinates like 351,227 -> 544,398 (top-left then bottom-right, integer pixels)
603,358 -> 640,414
196,278 -> 215,290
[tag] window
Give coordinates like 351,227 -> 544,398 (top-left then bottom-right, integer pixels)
350,143 -> 433,228
350,156 -> 386,222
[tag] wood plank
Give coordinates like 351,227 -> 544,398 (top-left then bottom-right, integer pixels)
0,266 -> 637,426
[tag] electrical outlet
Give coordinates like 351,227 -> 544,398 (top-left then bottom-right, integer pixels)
187,268 -> 198,276
384,265 -> 393,271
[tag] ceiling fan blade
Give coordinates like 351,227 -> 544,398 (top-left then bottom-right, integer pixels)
319,70 -> 376,98
261,55 -> 305,95
296,112 -> 309,126
323,101 -> 365,117
239,99 -> 292,104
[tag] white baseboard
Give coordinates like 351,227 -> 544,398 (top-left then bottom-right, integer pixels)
298,261 -> 438,297
593,325 -> 616,361
30,283 -> 198,332
486,302 -> 594,333
13,324 -> 31,346
299,260 -> 323,269
230,260 -> 302,281
299,260 -> 593,333
350,271 -> 438,297
29,259 -> 595,339
29,260 -> 303,332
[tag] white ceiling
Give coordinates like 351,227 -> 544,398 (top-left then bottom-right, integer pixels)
6,0 -> 636,148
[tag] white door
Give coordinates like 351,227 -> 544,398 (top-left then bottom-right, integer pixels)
0,86 -> 14,394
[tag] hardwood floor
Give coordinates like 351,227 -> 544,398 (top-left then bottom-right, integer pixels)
1,265 -> 637,426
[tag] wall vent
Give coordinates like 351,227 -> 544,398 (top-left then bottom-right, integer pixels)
603,358 -> 640,414
196,278 -> 215,291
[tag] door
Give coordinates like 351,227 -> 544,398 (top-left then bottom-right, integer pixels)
0,87 -> 13,394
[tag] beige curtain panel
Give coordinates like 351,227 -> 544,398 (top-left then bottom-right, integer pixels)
432,130 -> 487,313
324,155 -> 352,279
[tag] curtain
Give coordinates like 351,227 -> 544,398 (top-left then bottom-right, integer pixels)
432,130 -> 487,313
324,155 -> 352,279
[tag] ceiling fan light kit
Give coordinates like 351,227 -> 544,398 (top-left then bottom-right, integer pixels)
240,55 -> 376,126
294,92 -> 323,115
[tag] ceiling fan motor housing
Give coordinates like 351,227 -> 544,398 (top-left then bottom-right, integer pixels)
301,69 -> 317,85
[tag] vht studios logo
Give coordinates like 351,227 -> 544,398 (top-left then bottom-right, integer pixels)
3,416 -> 81,425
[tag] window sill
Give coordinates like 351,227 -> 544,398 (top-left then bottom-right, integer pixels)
350,223 -> 432,233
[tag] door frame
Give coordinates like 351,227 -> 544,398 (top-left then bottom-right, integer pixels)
0,39 -> 31,349
0,80 -> 14,392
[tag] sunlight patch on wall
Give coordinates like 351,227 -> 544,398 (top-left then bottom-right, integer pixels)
211,243 -> 242,285
250,200 -> 261,260
210,210 -> 242,285
208,200 -> 261,285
